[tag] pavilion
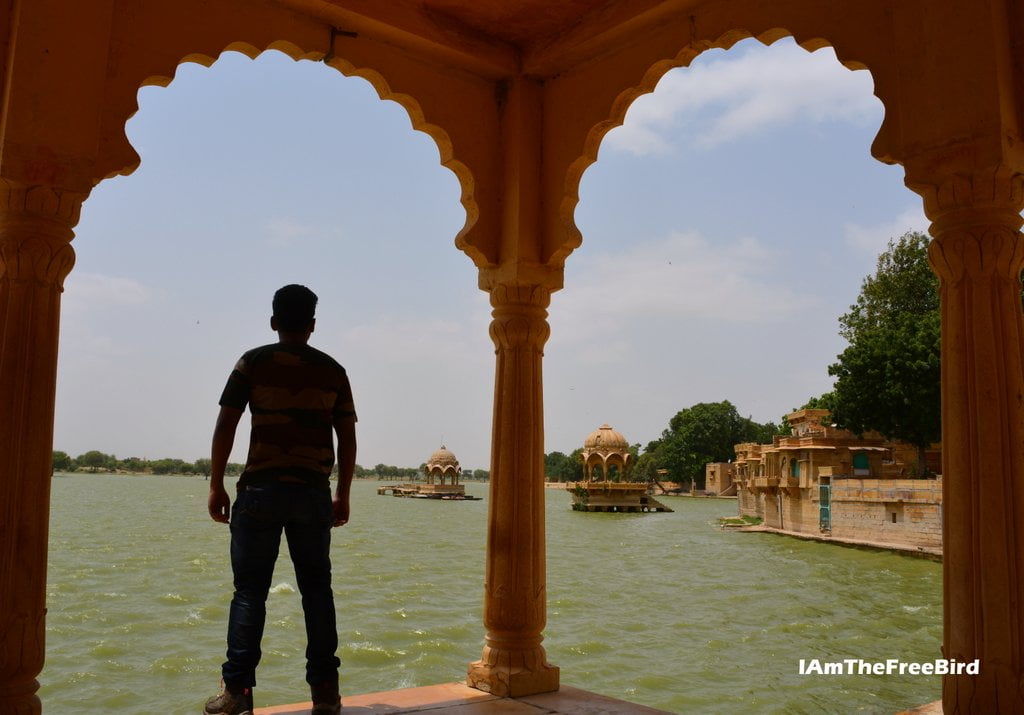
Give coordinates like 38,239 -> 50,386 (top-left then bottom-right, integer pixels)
567,424 -> 673,513
2,1 -> 1022,712
378,445 -> 475,499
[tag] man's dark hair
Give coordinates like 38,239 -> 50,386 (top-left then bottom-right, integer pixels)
273,284 -> 318,331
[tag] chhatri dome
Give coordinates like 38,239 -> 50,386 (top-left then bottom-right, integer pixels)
581,424 -> 633,482
425,444 -> 461,485
584,424 -> 630,451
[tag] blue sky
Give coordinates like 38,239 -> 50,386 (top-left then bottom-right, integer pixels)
54,38 -> 928,470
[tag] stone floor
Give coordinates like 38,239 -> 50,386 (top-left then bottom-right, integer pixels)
256,683 -> 671,714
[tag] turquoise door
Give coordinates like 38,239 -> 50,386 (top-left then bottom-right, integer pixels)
819,482 -> 831,531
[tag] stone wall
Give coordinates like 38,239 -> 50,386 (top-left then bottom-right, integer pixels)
779,490 -> 820,533
829,478 -> 942,551
738,487 -> 759,517
734,477 -> 942,552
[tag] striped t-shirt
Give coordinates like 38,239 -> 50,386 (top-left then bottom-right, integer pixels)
219,342 -> 356,488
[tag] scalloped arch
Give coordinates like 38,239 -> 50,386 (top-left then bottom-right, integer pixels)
96,38 -> 487,269
321,55 -> 487,270
549,26 -> 891,270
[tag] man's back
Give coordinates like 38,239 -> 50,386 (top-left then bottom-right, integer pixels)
220,342 -> 356,488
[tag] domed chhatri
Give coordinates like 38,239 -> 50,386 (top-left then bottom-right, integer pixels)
567,424 -> 672,513
582,424 -> 633,482
426,445 -> 460,476
378,445 -> 479,500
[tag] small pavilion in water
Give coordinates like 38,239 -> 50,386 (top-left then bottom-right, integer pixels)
567,424 -> 672,513
378,445 -> 478,499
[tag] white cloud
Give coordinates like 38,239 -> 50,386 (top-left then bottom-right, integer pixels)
61,272 -> 149,321
604,40 -> 880,155
844,207 -> 928,256
59,273 -> 151,360
63,272 -> 149,307
553,230 -> 809,347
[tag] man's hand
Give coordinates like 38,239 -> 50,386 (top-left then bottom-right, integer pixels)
208,485 -> 231,523
332,493 -> 350,527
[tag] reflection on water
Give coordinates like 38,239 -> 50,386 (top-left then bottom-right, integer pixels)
42,476 -> 941,713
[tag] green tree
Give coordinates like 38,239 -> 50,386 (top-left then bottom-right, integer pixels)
828,231 -> 940,472
544,450 -> 583,481
76,450 -> 110,472
838,231 -> 938,342
657,401 -> 768,488
632,450 -> 660,483
52,450 -> 73,473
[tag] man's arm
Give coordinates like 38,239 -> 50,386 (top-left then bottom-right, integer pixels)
208,405 -> 244,523
332,416 -> 356,527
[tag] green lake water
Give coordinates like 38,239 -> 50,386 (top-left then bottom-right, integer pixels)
42,476 -> 942,713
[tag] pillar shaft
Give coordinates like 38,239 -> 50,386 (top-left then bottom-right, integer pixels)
924,168 -> 1024,712
0,180 -> 79,714
467,283 -> 559,697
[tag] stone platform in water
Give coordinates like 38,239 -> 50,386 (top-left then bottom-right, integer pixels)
377,484 -> 480,500
565,481 -> 673,513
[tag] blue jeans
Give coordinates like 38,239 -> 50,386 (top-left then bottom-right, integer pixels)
223,482 -> 340,689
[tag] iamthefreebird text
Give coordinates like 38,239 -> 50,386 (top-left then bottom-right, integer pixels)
798,658 -> 979,676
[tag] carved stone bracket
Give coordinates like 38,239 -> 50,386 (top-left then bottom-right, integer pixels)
467,282 -> 559,697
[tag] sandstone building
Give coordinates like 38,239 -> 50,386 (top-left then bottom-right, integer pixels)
734,409 -> 942,554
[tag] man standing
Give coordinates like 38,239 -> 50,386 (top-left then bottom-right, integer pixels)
205,285 -> 356,715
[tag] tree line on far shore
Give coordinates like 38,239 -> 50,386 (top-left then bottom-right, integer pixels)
52,451 -> 230,476
51,450 -> 489,480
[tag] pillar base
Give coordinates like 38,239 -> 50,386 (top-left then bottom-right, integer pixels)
466,658 -> 559,698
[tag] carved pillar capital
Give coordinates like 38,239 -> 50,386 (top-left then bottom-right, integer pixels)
0,179 -> 83,289
488,283 -> 551,352
927,222 -> 1024,287
913,166 -> 1024,285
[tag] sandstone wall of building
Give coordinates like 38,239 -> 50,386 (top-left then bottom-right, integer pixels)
734,477 -> 942,553
779,490 -> 820,533
829,478 -> 942,551
738,488 -> 759,517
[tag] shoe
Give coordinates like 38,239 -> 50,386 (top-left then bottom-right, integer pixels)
311,679 -> 341,714
204,681 -> 254,715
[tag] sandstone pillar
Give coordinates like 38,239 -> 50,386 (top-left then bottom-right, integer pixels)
922,167 -> 1024,713
467,283 -> 559,697
0,180 -> 79,714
